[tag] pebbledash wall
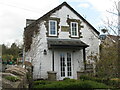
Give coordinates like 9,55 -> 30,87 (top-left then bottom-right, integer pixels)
24,5 -> 100,80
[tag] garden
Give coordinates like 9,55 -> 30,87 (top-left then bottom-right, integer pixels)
33,75 -> 120,89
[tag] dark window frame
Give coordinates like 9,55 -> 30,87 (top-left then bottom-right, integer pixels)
45,17 -> 60,37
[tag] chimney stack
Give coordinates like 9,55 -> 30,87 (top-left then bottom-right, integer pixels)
26,19 -> 36,26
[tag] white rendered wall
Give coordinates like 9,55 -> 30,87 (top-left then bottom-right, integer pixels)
51,5 -> 100,63
25,5 -> 100,80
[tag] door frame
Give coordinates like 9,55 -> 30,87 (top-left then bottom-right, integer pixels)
58,51 -> 73,80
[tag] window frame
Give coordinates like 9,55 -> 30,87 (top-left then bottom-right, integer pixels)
70,22 -> 79,37
49,20 -> 57,36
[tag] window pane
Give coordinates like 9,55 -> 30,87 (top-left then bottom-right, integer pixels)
49,20 -> 57,35
67,53 -> 72,76
60,53 -> 65,77
71,22 -> 78,36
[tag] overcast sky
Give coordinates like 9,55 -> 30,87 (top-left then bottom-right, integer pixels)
0,0 -> 118,45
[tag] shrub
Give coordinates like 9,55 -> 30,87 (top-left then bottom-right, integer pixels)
63,77 -> 70,81
79,75 -> 108,82
33,79 -> 110,88
34,80 -> 51,85
79,75 -> 95,81
108,79 -> 120,88
64,78 -> 77,82
82,80 -> 110,88
79,75 -> 120,88
4,76 -> 20,82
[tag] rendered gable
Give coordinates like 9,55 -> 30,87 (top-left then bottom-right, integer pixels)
24,2 -> 100,80
48,5 -> 100,63
46,5 -> 83,39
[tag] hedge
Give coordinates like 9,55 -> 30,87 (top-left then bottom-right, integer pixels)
33,79 -> 110,88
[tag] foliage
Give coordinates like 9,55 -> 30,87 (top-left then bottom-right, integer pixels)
63,77 -> 70,81
2,43 -> 23,63
96,43 -> 118,78
79,75 -> 120,88
99,0 -> 120,78
2,54 -> 13,61
80,75 -> 96,81
24,23 -> 39,52
80,75 -> 108,83
33,79 -> 110,88
4,76 -> 20,82
33,80 -> 51,85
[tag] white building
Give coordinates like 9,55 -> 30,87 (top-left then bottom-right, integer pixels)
24,2 -> 100,80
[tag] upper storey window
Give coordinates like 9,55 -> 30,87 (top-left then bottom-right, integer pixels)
71,22 -> 78,37
49,20 -> 57,36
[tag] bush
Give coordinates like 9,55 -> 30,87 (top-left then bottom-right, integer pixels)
34,80 -> 51,85
108,79 -> 120,88
83,80 -> 110,88
33,79 -> 110,88
63,77 -> 70,81
79,75 -> 95,81
79,75 -> 120,88
80,75 -> 108,82
4,76 -> 20,82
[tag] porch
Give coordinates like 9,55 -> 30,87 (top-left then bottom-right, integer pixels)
47,38 -> 89,80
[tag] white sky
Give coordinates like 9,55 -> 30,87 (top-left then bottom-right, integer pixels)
0,0 -> 119,45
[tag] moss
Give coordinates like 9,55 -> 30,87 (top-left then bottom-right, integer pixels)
4,76 -> 20,82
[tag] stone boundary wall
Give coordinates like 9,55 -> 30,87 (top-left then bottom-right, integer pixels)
1,66 -> 32,89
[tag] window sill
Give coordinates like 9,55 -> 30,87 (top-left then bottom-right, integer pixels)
70,36 -> 80,39
48,35 -> 58,37
71,36 -> 79,38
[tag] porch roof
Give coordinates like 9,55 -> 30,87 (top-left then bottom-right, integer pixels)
47,38 -> 89,49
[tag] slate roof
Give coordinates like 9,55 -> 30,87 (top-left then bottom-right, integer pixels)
25,2 -> 99,35
47,38 -> 89,49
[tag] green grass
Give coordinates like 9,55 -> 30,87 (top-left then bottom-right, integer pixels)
33,79 -> 110,88
4,76 -> 20,82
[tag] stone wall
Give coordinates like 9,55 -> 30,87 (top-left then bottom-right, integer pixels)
77,64 -> 94,79
1,66 -> 31,89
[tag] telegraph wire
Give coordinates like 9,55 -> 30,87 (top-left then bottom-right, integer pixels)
0,2 -> 41,14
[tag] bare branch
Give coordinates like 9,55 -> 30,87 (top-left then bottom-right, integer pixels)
107,25 -> 118,35
106,10 -> 118,16
114,1 -> 119,13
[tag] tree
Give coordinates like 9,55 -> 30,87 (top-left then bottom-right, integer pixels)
10,43 -> 19,60
2,42 -> 23,63
96,43 -> 118,78
101,1 -> 119,35
96,1 -> 120,78
2,44 -> 7,55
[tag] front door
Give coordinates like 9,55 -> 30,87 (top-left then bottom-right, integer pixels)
59,52 -> 73,80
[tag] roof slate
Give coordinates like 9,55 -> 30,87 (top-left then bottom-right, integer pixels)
47,38 -> 89,49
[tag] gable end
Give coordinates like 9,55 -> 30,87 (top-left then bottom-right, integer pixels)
25,2 -> 99,35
